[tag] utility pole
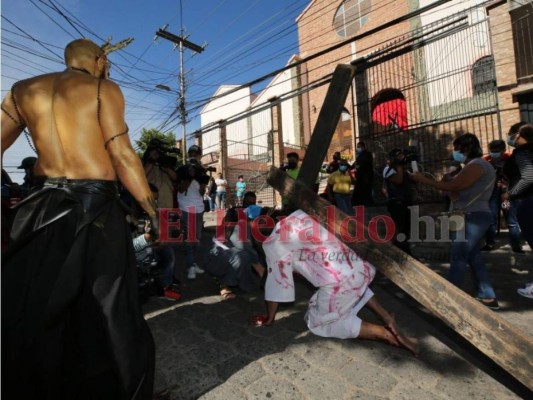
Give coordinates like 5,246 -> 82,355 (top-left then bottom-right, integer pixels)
155,27 -> 205,165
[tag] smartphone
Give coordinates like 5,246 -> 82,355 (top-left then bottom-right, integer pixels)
411,161 -> 418,172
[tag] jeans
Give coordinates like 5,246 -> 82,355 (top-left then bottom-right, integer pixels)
450,211 -> 497,299
486,195 -> 522,248
152,245 -> 175,286
216,191 -> 226,209
208,193 -> 216,211
333,193 -> 353,215
180,210 -> 204,268
517,196 -> 533,250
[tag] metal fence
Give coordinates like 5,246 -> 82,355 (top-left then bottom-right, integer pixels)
194,6 -> 503,208
354,7 -> 500,202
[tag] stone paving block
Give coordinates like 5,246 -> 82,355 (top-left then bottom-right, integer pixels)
389,382 -> 450,400
260,351 -> 311,380
166,363 -> 221,400
295,367 -> 354,399
224,361 -> 267,388
167,327 -> 212,349
188,341 -> 237,365
214,354 -> 255,382
193,313 -> 248,343
244,375 -> 305,400
344,389 -> 388,400
236,332 -> 281,359
339,361 -> 399,396
433,370 -> 520,399
199,385 -> 248,400
330,338 -> 392,365
295,339 -> 354,371
382,354 -> 442,390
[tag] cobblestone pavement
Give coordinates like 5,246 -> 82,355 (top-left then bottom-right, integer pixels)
143,212 -> 533,400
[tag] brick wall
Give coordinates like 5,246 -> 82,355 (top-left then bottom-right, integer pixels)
297,0 -> 415,161
487,1 -> 522,132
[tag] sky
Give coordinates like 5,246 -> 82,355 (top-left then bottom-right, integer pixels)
1,0 -> 310,182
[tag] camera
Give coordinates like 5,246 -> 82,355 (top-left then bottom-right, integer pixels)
177,158 -> 211,185
145,139 -> 180,169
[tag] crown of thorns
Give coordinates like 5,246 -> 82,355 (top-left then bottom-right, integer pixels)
100,36 -> 134,55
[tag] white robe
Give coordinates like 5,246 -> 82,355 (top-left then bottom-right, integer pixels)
263,210 -> 376,338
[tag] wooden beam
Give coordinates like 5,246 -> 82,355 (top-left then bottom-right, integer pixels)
297,64 -> 356,188
267,166 -> 533,392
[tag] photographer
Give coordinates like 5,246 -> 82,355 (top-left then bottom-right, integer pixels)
132,183 -> 180,301
143,139 -> 178,209
176,145 -> 210,280
383,148 -> 414,255
133,220 -> 181,301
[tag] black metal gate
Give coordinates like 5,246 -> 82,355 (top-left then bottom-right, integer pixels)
353,6 -> 500,202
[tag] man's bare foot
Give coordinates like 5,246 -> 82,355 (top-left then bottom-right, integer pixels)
385,324 -> 419,356
220,288 -> 236,301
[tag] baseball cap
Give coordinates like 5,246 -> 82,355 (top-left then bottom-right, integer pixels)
188,145 -> 201,154
17,157 -> 37,169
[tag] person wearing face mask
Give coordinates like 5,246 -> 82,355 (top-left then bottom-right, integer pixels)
206,191 -> 266,300
412,133 -> 499,310
326,151 -> 342,173
281,152 -> 301,212
481,140 -> 524,253
383,148 -> 414,255
327,159 -> 355,215
502,123 -> 533,257
352,141 -> 375,206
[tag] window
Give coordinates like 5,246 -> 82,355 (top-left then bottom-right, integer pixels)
333,0 -> 372,37
511,5 -> 533,83
472,56 -> 496,95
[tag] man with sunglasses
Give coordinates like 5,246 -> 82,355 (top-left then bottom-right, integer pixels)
1,38 -> 155,399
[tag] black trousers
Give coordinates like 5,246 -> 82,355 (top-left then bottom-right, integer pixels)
2,178 -> 154,400
386,199 -> 412,255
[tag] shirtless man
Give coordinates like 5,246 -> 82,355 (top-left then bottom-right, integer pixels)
1,39 -> 155,399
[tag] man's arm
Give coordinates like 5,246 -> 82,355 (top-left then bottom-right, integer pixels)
1,92 -> 26,167
98,80 -> 157,220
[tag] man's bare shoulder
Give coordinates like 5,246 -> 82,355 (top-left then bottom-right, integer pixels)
12,72 -> 62,90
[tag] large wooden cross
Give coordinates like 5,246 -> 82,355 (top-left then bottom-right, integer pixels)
268,64 -> 533,392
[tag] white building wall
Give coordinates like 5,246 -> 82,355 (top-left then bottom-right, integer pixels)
200,85 -> 252,156
199,61 -> 301,160
419,0 -> 492,107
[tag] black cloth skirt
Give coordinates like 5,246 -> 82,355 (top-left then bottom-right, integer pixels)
2,178 -> 154,399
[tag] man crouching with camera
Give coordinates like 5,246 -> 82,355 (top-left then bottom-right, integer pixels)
134,184 -> 181,301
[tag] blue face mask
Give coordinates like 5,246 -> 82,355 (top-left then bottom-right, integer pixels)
489,152 -> 501,160
356,148 -> 363,155
506,135 -> 517,147
339,165 -> 349,172
452,150 -> 466,163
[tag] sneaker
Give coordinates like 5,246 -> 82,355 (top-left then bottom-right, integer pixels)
161,285 -> 182,301
517,284 -> 533,299
187,266 -> 197,280
192,263 -> 205,274
512,247 -> 526,255
476,298 -> 500,310
481,244 -> 494,252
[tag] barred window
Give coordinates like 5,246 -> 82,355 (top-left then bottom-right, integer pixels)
333,0 -> 372,37
472,56 -> 496,95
